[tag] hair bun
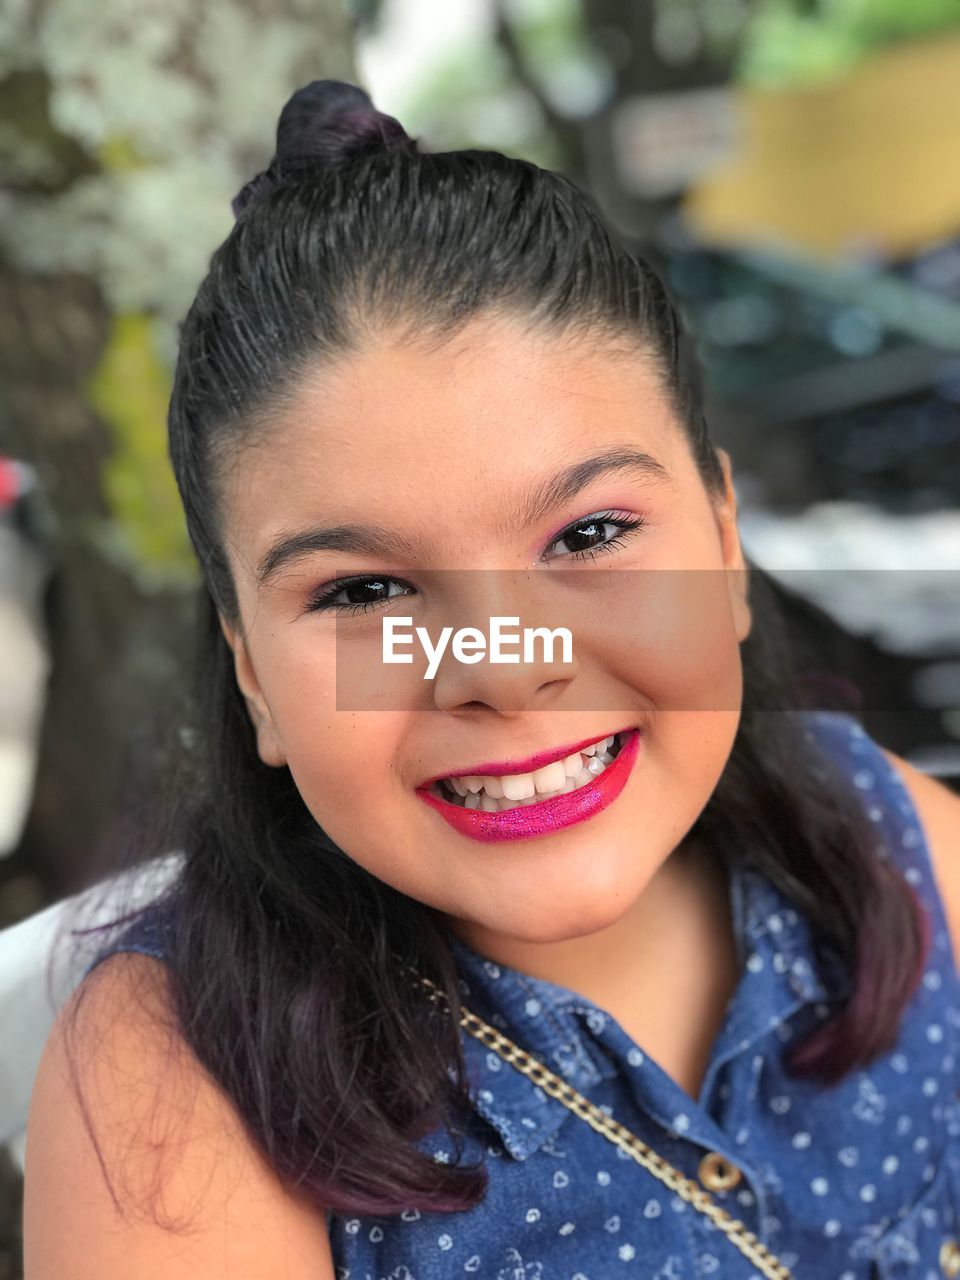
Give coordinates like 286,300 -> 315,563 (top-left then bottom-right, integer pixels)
232,79 -> 413,219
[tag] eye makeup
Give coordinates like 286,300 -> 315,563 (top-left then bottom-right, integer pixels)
302,509 -> 647,616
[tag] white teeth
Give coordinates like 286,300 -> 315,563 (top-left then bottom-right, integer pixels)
532,761 -> 567,795
501,772 -> 536,801
437,731 -> 627,811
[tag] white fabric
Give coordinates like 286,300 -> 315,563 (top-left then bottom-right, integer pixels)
0,851 -> 183,1169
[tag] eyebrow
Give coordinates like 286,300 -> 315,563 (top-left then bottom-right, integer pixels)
255,446 -> 673,587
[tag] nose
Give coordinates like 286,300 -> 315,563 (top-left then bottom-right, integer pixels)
429,569 -> 578,717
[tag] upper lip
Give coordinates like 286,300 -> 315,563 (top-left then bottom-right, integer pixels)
416,724 -> 637,788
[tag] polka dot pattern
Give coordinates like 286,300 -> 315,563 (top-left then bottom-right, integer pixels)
86,711 -> 960,1278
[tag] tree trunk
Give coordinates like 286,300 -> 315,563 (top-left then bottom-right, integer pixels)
0,1 -> 358,916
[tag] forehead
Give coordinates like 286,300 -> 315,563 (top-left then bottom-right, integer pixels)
218,314 -> 683,550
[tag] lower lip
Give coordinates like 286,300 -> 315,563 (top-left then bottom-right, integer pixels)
415,728 -> 642,843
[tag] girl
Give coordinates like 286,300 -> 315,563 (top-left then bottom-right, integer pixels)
24,80 -> 960,1280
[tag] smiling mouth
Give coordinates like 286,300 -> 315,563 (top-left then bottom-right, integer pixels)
428,730 -> 629,813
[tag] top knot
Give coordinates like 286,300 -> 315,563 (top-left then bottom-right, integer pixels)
231,79 -> 413,220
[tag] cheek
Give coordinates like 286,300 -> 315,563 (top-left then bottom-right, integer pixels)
282,722 -> 449,914
250,636 -> 423,872
278,699 -> 408,846
574,566 -> 744,712
646,705 -> 742,846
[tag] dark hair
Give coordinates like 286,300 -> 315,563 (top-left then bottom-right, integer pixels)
63,79 -> 927,1222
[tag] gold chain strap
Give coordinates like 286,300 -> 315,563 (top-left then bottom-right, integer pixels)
413,970 -> 795,1280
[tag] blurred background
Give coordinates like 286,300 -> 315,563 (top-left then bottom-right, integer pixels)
1,0 -> 959,1269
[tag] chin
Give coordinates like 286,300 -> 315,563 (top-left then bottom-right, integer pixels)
492,885 -> 637,948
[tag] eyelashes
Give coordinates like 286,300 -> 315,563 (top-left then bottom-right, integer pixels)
303,510 -> 647,616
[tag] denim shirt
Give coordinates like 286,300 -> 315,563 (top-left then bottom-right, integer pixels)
83,711 -> 960,1279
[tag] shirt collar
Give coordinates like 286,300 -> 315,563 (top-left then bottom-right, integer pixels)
449,932 -> 620,1160
700,860 -> 851,1089
448,857 -> 850,1161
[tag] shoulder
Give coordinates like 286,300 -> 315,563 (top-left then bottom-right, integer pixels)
23,951 -> 336,1279
876,746 -> 960,973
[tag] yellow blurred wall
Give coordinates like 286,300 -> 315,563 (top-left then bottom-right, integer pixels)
685,32 -> 960,259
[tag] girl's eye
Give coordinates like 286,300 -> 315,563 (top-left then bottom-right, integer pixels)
542,510 -> 646,564
303,510 -> 646,615
304,576 -> 413,616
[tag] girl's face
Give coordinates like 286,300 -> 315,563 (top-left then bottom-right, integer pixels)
218,314 -> 751,952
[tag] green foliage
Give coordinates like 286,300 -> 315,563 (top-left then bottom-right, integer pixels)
505,0 -> 596,83
386,0 -> 960,165
403,44 -> 566,171
394,0 -> 609,171
506,0 -> 611,115
88,312 -> 196,588
737,0 -> 960,87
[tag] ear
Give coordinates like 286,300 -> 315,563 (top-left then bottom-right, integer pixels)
218,614 -> 287,768
712,447 -> 752,644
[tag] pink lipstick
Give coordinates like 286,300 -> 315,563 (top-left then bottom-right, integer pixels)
416,727 -> 641,843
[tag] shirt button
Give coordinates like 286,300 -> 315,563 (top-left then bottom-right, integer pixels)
941,1238 -> 960,1278
698,1151 -> 742,1192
